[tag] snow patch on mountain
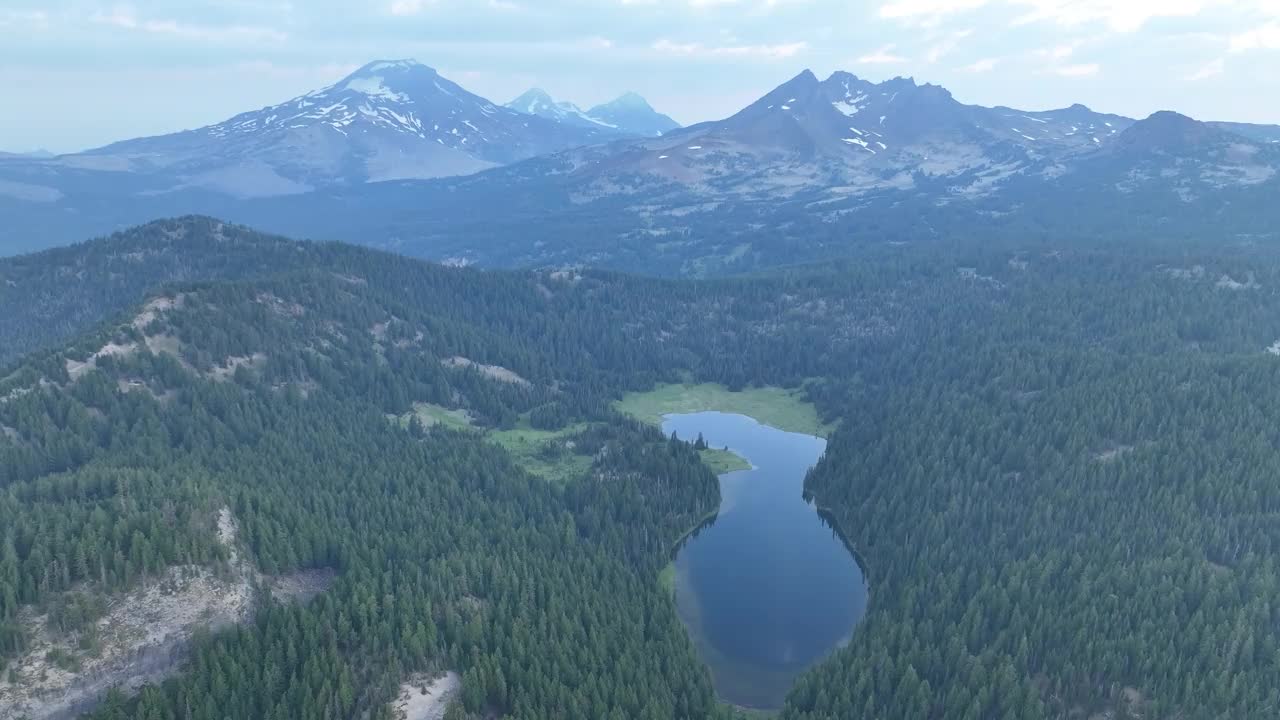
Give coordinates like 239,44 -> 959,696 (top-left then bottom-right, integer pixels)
343,75 -> 410,103
63,59 -> 611,195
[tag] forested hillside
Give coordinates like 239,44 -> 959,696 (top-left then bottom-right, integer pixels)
0,217 -> 333,368
5,218 -> 1280,718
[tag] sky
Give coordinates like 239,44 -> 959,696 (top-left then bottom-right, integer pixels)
2,1 -> 1278,153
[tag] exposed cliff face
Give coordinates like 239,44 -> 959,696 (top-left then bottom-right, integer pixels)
0,509 -> 334,720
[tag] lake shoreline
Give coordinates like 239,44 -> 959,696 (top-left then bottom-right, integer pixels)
656,410 -> 866,711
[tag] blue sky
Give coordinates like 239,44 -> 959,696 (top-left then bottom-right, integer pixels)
2,0 -> 1278,152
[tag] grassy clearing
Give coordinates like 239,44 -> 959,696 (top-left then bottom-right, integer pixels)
615,383 -> 832,437
489,421 -> 593,484
728,704 -> 780,719
699,447 -> 751,474
389,406 -> 593,483
392,402 -> 475,432
658,562 -> 676,598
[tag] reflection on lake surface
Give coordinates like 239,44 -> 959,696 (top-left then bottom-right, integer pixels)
663,411 -> 867,711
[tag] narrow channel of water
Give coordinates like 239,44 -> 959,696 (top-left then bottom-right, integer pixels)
663,411 -> 867,711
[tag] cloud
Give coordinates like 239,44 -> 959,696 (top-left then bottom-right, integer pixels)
879,0 -> 1227,33
1036,43 -> 1078,60
1051,62 -> 1100,76
924,29 -> 973,62
1186,57 -> 1224,80
1230,22 -> 1280,52
91,7 -> 287,42
390,0 -> 436,15
958,57 -> 999,71
857,44 -> 909,63
1010,0 -> 1217,33
0,9 -> 48,29
879,0 -> 990,25
651,38 -> 807,58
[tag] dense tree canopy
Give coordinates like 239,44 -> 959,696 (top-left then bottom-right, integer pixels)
5,218 -> 1280,718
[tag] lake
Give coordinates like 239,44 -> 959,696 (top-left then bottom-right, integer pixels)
663,411 -> 867,711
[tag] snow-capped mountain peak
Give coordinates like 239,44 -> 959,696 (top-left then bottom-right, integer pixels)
586,93 -> 681,137
79,59 -> 614,196
505,89 -> 611,130
506,88 -> 681,138
203,59 -> 498,142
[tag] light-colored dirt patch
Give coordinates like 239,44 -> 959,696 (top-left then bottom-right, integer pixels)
956,267 -> 1004,288
65,342 -> 139,381
0,507 -> 255,720
267,568 -> 337,605
115,379 -> 173,404
1216,273 -> 1260,290
395,331 -> 425,350
332,273 -> 368,286
548,269 -> 582,283
392,671 -> 460,720
142,333 -> 183,360
1094,445 -> 1135,463
1206,559 -> 1232,575
207,353 -> 267,381
1217,275 -> 1246,290
1165,265 -> 1205,280
443,356 -> 530,386
131,295 -> 183,331
0,507 -> 340,719
255,292 -> 305,318
0,385 -> 34,405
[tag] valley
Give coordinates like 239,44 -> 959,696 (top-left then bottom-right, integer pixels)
6,218 -> 1280,718
6,1 -> 1280,717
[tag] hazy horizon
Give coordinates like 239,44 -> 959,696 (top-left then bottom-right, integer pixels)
3,0 -> 1279,153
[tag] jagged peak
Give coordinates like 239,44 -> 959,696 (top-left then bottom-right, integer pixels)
825,70 -> 865,83
603,92 -> 653,110
788,69 -> 820,86
509,88 -> 557,105
756,69 -> 820,102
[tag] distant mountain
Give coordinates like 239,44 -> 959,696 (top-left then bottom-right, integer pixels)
4,60 -> 613,202
586,93 -> 680,137
1050,111 -> 1280,203
548,69 -> 1138,203
505,89 -> 619,132
0,149 -> 54,159
1207,121 -> 1280,144
208,72 -> 1279,275
3,68 -> 1278,270
506,89 -> 679,138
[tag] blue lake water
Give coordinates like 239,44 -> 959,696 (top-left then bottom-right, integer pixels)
663,411 -> 867,711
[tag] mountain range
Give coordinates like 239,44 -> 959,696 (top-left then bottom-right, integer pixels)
2,63 -> 1278,270
505,88 -> 681,137
61,59 -> 632,196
